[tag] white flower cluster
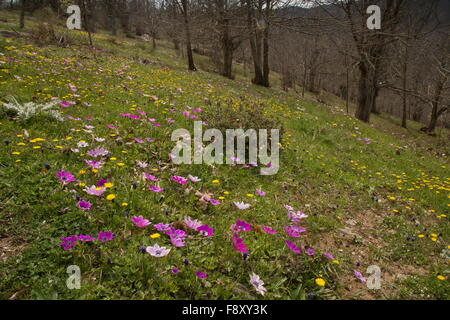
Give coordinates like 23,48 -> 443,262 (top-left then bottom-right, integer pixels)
2,97 -> 65,121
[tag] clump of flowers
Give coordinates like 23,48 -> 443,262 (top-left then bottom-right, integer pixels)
58,232 -> 114,250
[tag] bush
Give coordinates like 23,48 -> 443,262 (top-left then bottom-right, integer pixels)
202,96 -> 284,159
203,96 -> 283,134
30,8 -> 72,47
1,97 -> 65,122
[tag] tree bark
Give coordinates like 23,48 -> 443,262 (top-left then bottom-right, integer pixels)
19,0 -> 26,29
181,0 -> 196,71
355,62 -> 377,123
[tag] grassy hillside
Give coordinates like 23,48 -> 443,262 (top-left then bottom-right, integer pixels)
0,11 -> 448,300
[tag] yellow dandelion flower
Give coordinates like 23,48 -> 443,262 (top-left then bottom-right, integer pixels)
315,278 -> 326,287
150,233 -> 160,239
106,194 -> 116,201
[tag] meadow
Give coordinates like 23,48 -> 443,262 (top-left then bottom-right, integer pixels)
0,10 -> 449,300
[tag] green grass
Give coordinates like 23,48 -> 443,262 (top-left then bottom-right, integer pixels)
0,10 -> 448,300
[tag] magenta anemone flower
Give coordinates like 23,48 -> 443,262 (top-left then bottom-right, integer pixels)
172,267 -> 180,274
154,223 -> 172,232
256,189 -> 266,196
232,233 -> 248,253
78,234 -> 95,242
132,216 -> 151,228
59,236 -> 78,250
171,176 -> 188,185
284,225 -> 306,238
235,220 -> 252,232
144,173 -> 158,182
197,225 -> 214,237
56,170 -> 76,185
166,229 -> 187,247
195,271 -> 207,279
77,200 -> 91,211
305,248 -> 315,256
97,232 -> 115,242
262,226 -> 278,234
324,252 -> 335,260
149,186 -> 164,193
285,240 -> 301,253
354,270 -> 367,282
208,198 -> 221,206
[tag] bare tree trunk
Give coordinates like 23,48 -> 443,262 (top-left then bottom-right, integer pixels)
80,0 -> 93,47
356,62 -> 377,123
427,79 -> 445,132
19,0 -> 26,29
181,0 -> 196,71
401,56 -> 408,128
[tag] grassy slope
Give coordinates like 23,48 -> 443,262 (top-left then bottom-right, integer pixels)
0,11 -> 449,300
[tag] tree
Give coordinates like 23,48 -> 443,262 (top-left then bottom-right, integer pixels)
319,0 -> 407,123
19,0 -> 26,29
174,0 -> 196,71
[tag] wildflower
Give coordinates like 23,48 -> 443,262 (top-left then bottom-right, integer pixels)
150,233 -> 160,239
154,223 -> 172,232
85,160 -> 105,169
59,236 -> 78,250
305,248 -> 315,256
106,194 -> 116,201
77,141 -> 89,148
188,175 -> 201,182
315,278 -> 326,287
285,240 -> 301,253
78,234 -> 95,242
184,216 -> 203,230
354,270 -> 367,282
284,225 -> 306,238
198,225 -> 214,237
195,271 -> 206,279
132,216 -> 151,228
437,275 -> 446,281
144,173 -> 158,181
56,170 -> 76,185
97,232 -> 115,242
249,273 -> 267,296
77,200 -> 91,211
288,210 -> 308,223
172,267 -> 180,274
234,202 -> 251,210
231,220 -> 252,233
146,244 -> 171,258
256,189 -> 266,196
167,229 -> 187,247
208,198 -> 221,206
324,253 -> 335,260
232,233 -> 248,253
87,148 -> 109,158
262,226 -> 278,234
149,186 -> 164,193
172,176 -> 188,185
137,161 -> 148,168
84,185 -> 106,196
